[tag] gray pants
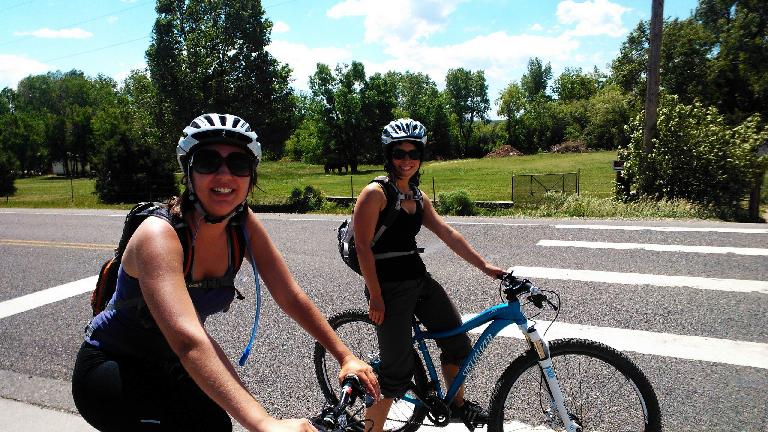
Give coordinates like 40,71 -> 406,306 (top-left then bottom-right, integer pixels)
367,274 -> 471,398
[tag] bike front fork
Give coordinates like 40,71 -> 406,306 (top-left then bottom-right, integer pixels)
521,324 -> 582,432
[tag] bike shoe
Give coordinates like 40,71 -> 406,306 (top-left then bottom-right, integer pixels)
450,399 -> 488,430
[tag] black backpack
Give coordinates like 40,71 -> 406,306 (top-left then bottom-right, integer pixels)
90,202 -> 194,316
337,176 -> 423,275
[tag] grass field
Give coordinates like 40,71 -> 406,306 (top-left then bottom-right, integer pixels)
252,151 -> 618,203
0,151 -> 619,208
1,150 -> 765,221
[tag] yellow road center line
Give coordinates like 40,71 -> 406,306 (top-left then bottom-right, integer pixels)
0,239 -> 114,250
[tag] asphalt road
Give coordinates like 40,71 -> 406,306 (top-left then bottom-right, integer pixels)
0,209 -> 766,431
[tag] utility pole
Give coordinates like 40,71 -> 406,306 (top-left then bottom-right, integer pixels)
643,0 -> 664,154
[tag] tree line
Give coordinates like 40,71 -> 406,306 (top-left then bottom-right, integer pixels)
0,0 -> 765,212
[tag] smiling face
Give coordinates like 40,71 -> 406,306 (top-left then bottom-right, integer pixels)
189,143 -> 252,218
390,141 -> 422,180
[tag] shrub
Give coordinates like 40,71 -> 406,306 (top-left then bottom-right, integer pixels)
288,185 -> 325,212
619,95 -> 768,208
436,189 -> 476,216
0,147 -> 18,196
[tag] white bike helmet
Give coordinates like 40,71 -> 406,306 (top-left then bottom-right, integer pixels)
381,118 -> 427,149
177,113 -> 261,224
177,113 -> 262,175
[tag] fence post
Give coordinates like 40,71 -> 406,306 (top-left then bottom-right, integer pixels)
432,177 -> 436,200
350,175 -> 354,198
510,175 -> 514,201
577,169 -> 580,196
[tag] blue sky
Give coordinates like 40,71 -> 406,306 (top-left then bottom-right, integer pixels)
1,0 -> 698,111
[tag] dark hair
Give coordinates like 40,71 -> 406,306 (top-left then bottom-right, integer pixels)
383,141 -> 422,186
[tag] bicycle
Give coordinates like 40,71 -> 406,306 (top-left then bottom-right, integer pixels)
314,271 -> 662,432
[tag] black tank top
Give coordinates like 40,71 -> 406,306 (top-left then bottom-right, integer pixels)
371,199 -> 427,282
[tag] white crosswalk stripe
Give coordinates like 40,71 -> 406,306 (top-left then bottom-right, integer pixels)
553,224 -> 768,234
511,266 -> 768,294
537,239 -> 768,256
0,276 -> 96,319
462,315 -> 768,369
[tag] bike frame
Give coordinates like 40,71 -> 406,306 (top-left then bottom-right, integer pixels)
407,296 -> 580,431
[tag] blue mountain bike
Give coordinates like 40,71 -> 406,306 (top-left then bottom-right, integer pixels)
314,272 -> 662,432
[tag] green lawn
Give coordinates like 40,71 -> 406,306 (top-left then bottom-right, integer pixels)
4,150 -> 764,222
252,151 -> 618,203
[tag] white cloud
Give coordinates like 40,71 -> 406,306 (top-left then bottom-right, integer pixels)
107,16 -> 119,24
273,21 -> 290,33
14,28 -> 93,39
530,23 -> 544,31
114,62 -> 148,86
266,40 -> 352,91
327,0 -> 465,46
0,54 -> 49,89
556,0 -> 630,37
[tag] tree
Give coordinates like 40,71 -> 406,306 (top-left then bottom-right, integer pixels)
360,72 -> 398,162
497,82 -> 526,150
387,71 -> 455,158
520,57 -> 552,100
309,61 -> 390,172
93,71 -> 178,203
619,94 -> 768,209
444,68 -> 489,157
0,143 -> 18,196
553,67 -> 600,102
147,0 -> 297,158
696,0 -> 768,122
583,85 -> 632,149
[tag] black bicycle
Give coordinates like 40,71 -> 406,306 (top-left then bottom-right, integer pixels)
314,272 -> 662,432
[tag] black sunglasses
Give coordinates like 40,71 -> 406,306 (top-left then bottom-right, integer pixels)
392,148 -> 422,160
191,149 -> 253,177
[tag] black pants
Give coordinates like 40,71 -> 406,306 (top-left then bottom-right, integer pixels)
368,275 -> 471,398
72,342 -> 231,431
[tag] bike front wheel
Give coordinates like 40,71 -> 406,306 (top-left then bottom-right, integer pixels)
314,309 -> 429,432
488,338 -> 661,432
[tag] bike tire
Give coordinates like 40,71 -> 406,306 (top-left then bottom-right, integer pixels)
488,338 -> 662,432
314,309 -> 429,432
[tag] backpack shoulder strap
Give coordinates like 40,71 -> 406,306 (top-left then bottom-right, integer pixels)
125,202 -> 193,278
369,177 -> 402,245
227,223 -> 247,273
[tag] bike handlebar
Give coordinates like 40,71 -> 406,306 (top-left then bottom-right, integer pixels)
312,375 -> 372,432
501,271 -> 558,311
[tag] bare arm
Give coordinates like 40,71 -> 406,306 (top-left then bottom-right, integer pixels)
243,210 -> 380,399
421,194 -> 505,279
352,183 -> 388,325
123,218 -> 284,431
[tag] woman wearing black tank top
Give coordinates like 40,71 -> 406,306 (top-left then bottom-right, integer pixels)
354,119 -> 506,432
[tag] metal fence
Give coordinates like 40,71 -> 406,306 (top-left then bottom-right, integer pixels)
511,171 -> 579,203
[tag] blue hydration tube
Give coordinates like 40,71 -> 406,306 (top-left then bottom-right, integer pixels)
238,223 -> 261,366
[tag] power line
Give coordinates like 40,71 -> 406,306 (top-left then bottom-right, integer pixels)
43,35 -> 150,63
0,0 -> 154,47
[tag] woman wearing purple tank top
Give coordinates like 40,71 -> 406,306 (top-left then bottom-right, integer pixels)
72,114 -> 379,431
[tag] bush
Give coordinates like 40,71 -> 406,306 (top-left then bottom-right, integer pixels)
0,146 -> 18,196
619,95 -> 768,208
288,185 -> 325,212
436,189 -> 476,216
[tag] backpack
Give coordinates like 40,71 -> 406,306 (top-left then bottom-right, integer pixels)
337,176 -> 423,275
90,202 -> 193,316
